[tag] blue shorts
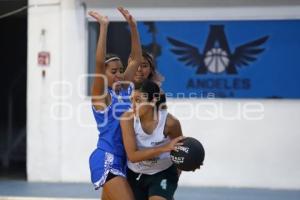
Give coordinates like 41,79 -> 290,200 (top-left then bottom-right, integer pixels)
89,148 -> 127,189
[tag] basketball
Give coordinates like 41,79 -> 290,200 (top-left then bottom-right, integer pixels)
204,48 -> 229,73
170,137 -> 205,171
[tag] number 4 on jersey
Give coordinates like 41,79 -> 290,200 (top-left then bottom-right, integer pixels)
160,179 -> 167,190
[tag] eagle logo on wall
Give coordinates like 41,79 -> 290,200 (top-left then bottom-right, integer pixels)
167,25 -> 269,74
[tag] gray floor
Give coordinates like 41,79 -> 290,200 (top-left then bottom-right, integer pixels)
0,181 -> 300,200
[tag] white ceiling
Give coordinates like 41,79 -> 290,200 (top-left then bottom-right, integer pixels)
82,0 -> 300,8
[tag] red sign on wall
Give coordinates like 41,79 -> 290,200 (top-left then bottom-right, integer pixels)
38,51 -> 50,66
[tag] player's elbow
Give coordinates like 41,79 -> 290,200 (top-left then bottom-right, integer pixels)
129,61 -> 141,69
129,56 -> 142,65
127,154 -> 140,163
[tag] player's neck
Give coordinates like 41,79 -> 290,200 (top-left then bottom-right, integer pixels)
140,108 -> 158,123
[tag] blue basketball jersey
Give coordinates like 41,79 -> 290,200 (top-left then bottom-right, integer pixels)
92,85 -> 133,157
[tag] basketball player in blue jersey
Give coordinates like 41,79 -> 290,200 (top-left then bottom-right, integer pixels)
121,80 -> 184,200
88,7 -> 142,200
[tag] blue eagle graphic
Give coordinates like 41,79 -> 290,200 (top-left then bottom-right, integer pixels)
167,25 -> 269,74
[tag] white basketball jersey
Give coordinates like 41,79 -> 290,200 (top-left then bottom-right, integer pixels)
127,110 -> 173,175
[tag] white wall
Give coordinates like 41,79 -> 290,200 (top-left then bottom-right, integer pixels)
168,99 -> 300,189
27,0 -> 300,189
27,0 -> 63,181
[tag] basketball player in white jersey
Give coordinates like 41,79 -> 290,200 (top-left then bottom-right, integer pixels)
121,80 -> 184,200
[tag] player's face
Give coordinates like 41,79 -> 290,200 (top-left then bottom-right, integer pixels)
131,90 -> 153,117
134,57 -> 152,83
105,60 -> 123,89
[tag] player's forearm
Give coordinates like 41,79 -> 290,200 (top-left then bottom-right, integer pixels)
95,24 -> 108,72
124,25 -> 142,81
127,146 -> 166,163
129,25 -> 142,63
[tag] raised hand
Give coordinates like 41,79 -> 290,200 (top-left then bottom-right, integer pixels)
88,11 -> 109,26
118,7 -> 136,27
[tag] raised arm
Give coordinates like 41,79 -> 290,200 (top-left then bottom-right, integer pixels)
118,7 -> 142,81
120,112 -> 183,163
89,11 -> 109,110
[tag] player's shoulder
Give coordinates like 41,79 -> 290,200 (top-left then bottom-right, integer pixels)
165,112 -> 180,128
121,109 -> 135,119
